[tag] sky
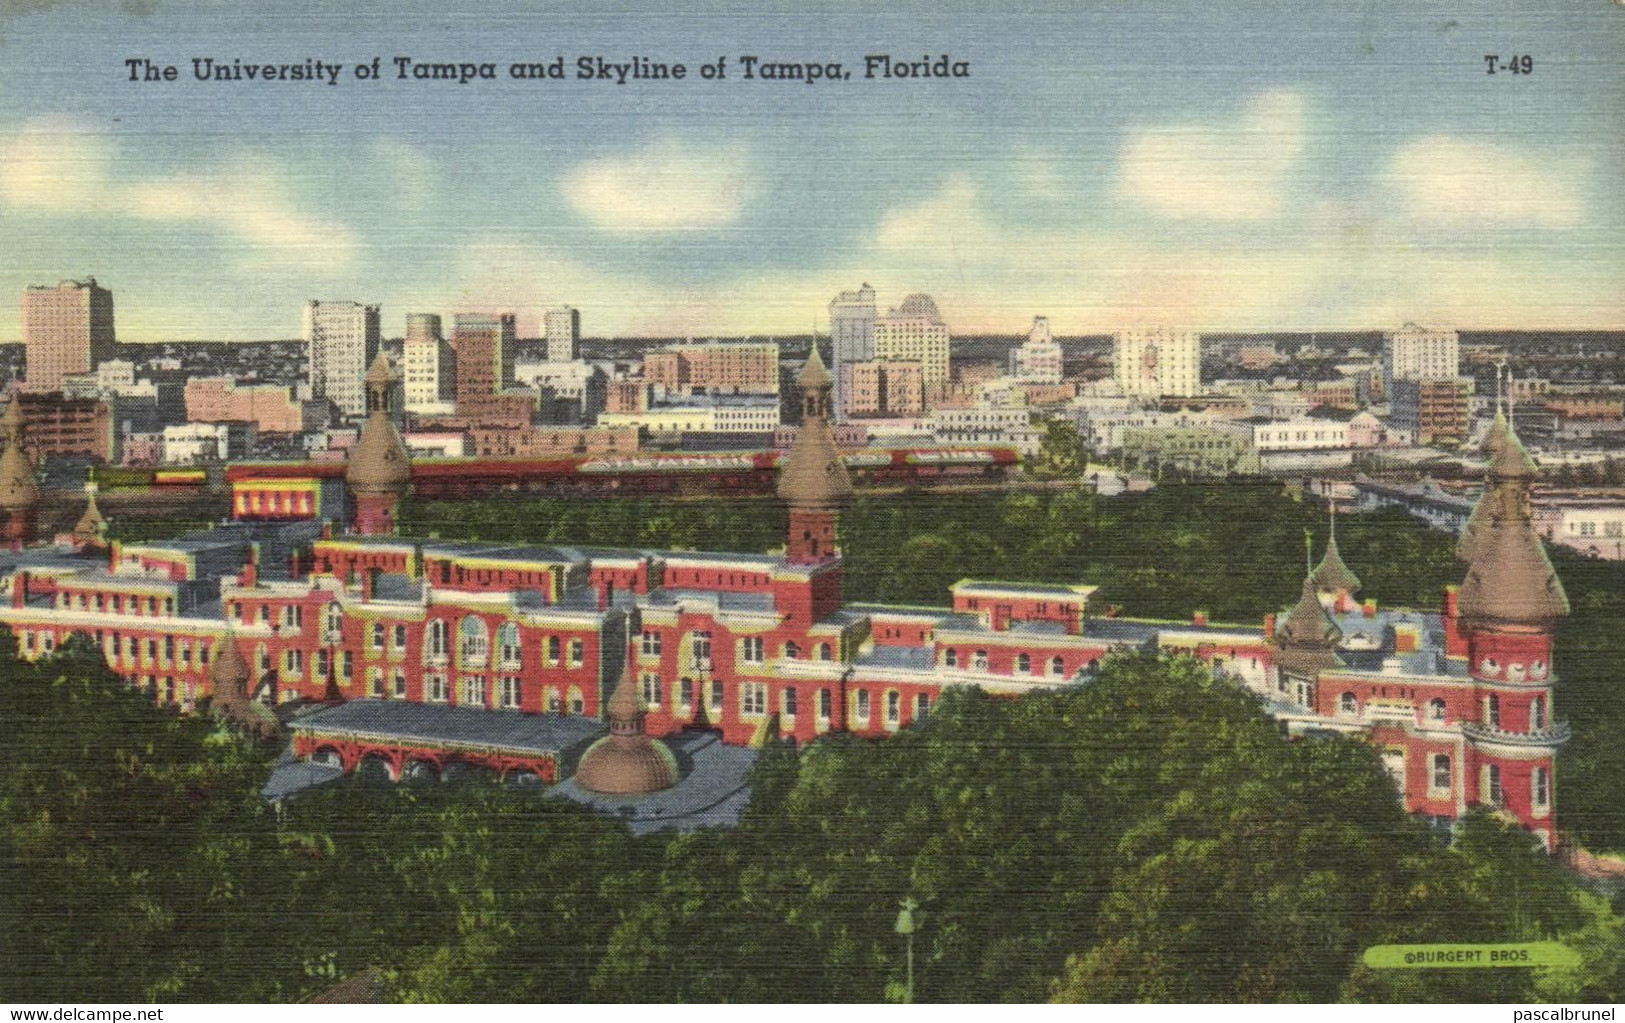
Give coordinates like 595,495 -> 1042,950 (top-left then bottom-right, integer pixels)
0,0 -> 1621,340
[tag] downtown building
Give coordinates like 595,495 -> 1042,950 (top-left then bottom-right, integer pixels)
1113,328 -> 1201,400
0,355 -> 1574,851
22,278 -> 116,393
828,284 -> 877,422
873,294 -> 950,407
304,300 -> 381,418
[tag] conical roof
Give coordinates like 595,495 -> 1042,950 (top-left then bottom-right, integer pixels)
1487,418 -> 1538,482
573,658 -> 677,796
798,344 -> 832,390
210,635 -> 252,703
0,398 -> 40,515
72,488 -> 106,544
1311,533 -> 1361,596
1457,483 -> 1569,630
346,354 -> 411,495
778,346 -> 852,510
1276,575 -> 1342,677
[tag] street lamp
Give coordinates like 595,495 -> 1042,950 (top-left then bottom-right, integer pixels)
894,896 -> 920,1004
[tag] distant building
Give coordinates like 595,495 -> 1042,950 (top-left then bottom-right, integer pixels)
304,300 -> 381,418
873,294 -> 950,406
1113,328 -> 1201,399
22,278 -> 115,392
464,424 -> 637,459
643,341 -> 780,397
929,405 -> 1044,456
185,377 -> 311,434
598,394 -> 781,435
544,307 -> 582,363
403,313 -> 456,414
1391,377 -> 1473,447
606,378 -> 651,415
829,284 -> 877,421
1121,424 -> 1259,477
1010,316 -> 1063,384
16,392 -> 116,462
842,360 -> 924,418
516,360 -> 608,424
162,421 -> 256,464
450,313 -> 517,410
1383,323 -> 1459,398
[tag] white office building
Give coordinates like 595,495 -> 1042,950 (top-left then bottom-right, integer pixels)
304,300 -> 381,418
1113,328 -> 1201,399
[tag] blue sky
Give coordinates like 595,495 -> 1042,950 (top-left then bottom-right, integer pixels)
1,0 -> 1620,339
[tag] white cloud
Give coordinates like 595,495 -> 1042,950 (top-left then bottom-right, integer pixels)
1115,89 -> 1306,221
1385,135 -> 1586,228
874,174 -> 991,253
560,138 -> 749,232
0,118 -> 356,272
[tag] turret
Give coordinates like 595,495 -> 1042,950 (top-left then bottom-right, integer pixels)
1275,573 -> 1343,681
71,476 -> 107,550
573,655 -> 678,796
0,397 -> 41,551
1310,511 -> 1360,609
346,351 -> 411,536
777,344 -> 852,562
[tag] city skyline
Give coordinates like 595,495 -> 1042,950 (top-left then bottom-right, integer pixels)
0,0 -> 1621,341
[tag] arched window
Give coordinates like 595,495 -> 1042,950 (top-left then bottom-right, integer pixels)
545,687 -> 562,714
1532,767 -> 1550,811
1429,698 -> 1447,722
1339,692 -> 1357,716
1017,652 -> 1031,674
972,650 -> 988,671
459,616 -> 489,668
1431,753 -> 1452,793
886,690 -> 901,724
1486,694 -> 1501,728
944,648 -> 957,668
1050,656 -> 1064,676
425,619 -> 448,661
785,641 -> 800,660
567,686 -> 584,715
371,622 -> 385,650
497,623 -> 521,668
818,643 -> 833,661
1531,696 -> 1546,731
325,602 -> 343,641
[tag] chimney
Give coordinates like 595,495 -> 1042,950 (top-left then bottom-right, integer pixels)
992,605 -> 1011,632
1262,612 -> 1276,639
11,571 -> 27,609
1363,598 -> 1377,618
1441,584 -> 1459,621
1192,610 -> 1208,628
599,580 -> 613,611
240,548 -> 257,588
1334,591 -> 1349,614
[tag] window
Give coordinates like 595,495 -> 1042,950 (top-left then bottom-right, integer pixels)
1339,692 -> 1358,716
741,682 -> 766,716
1432,753 -> 1452,794
371,622 -> 385,651
1050,656 -> 1064,676
460,676 -> 487,708
393,670 -> 407,699
284,605 -> 303,629
393,624 -> 408,652
818,643 -> 832,661
1017,653 -> 1030,674
500,677 -> 522,709
546,687 -> 562,713
459,616 -> 489,668
642,673 -> 661,708
916,693 -> 931,719
257,644 -> 270,674
569,638 -> 583,667
367,667 -> 383,697
497,623 -> 521,668
1531,697 -> 1546,731
709,680 -> 724,712
886,690 -> 901,724
569,687 -> 584,715
818,688 -> 832,721
1532,767 -> 1551,812
1429,698 -> 1446,722
785,641 -> 800,660
1484,763 -> 1504,807
425,674 -> 448,702
426,619 -> 448,661
854,689 -> 870,723
692,631 -> 712,669
783,687 -> 798,718
547,635 -> 561,664
341,650 -> 353,682
742,637 -> 764,663
641,630 -> 661,657
325,602 -> 342,641
679,677 -> 694,707
972,650 -> 988,671
258,605 -> 270,626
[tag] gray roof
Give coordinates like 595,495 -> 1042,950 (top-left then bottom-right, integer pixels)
371,572 -> 420,602
1081,618 -> 1163,644
645,588 -> 777,613
289,699 -> 606,755
855,645 -> 938,671
955,580 -> 1088,596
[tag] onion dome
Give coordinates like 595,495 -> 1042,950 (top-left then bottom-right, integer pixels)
1275,575 -> 1343,677
776,346 -> 853,510
1311,532 -> 1360,597
0,398 -> 40,515
210,635 -> 252,705
72,485 -> 107,546
346,352 -> 412,495
574,662 -> 678,796
1457,483 -> 1569,631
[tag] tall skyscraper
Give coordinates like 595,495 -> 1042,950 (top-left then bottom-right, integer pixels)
402,313 -> 456,413
1112,328 -> 1201,400
22,278 -> 115,392
544,307 -> 582,363
1383,323 -> 1460,398
450,312 -> 517,407
1011,316 -> 1063,383
873,293 -> 949,406
304,300 -> 381,418
828,284 -> 876,421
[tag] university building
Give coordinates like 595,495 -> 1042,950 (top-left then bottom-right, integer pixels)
0,351 -> 1573,848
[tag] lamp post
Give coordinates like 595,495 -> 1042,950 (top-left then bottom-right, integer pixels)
894,896 -> 919,1004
